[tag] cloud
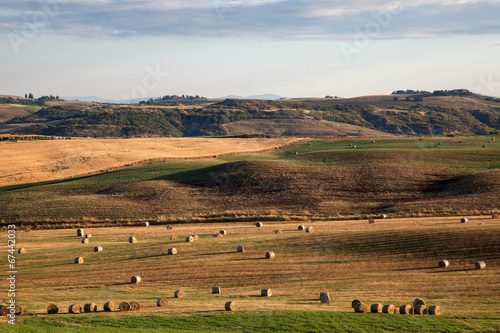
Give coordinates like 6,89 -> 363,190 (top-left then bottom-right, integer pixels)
1,0 -> 500,39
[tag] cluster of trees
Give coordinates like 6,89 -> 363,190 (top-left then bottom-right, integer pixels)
0,135 -> 71,141
392,90 -> 431,95
139,94 -> 209,106
0,94 -> 60,106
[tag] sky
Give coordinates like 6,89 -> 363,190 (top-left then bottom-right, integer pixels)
0,0 -> 499,100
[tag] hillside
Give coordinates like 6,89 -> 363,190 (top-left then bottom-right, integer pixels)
1,93 -> 499,137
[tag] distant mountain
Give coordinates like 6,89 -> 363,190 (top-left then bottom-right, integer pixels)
63,96 -> 148,104
218,94 -> 284,100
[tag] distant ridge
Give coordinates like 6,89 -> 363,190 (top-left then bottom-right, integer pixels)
218,94 -> 283,100
63,96 -> 148,104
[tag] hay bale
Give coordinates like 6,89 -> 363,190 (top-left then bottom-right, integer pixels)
275,230 -> 283,234
170,235 -> 177,240
265,251 -> 276,259
212,286 -> 221,294
47,304 -> 59,314
370,303 -> 383,313
414,305 -> 427,315
157,298 -> 168,307
74,257 -> 84,264
261,289 -> 272,297
255,222 -> 263,228
18,248 -> 27,254
103,301 -> 117,312
81,238 -> 89,244
0,305 -> 8,316
174,290 -> 185,298
368,218 -> 375,224
320,293 -> 330,304
84,303 -> 97,313
144,222 -> 149,227
351,299 -> 361,308
306,227 -> 314,233
382,304 -> 396,314
214,233 -> 223,238
380,214 -> 388,219
130,302 -> 141,311
192,235 -> 199,240
461,217 -> 468,223
119,302 -> 131,311
14,305 -> 22,316
131,275 -> 142,284
354,303 -> 369,313
220,230 -> 227,235
400,304 -> 412,315
492,213 -> 499,219
94,245 -> 103,252
237,245 -> 245,252
298,225 -> 305,231
438,259 -> 450,268
166,225 -> 174,230
428,305 -> 443,315
68,303 -> 81,314
186,236 -> 194,242
168,248 -> 177,255
25,228 -> 31,233
413,298 -> 425,306
85,234 -> 92,239
225,301 -> 238,311
77,228 -> 84,236
476,261 -> 486,270
129,236 -> 137,243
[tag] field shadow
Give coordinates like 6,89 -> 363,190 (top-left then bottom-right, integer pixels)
429,268 -> 477,273
394,266 -> 437,271
231,257 -> 266,261
195,251 -> 235,257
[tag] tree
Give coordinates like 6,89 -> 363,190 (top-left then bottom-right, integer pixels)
28,93 -> 33,99
25,94 -> 27,98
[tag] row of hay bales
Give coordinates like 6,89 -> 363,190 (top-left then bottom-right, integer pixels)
439,259 -> 487,270
352,298 -> 442,315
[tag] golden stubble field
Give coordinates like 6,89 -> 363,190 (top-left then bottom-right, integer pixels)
0,137 -> 301,186
2,215 -> 499,323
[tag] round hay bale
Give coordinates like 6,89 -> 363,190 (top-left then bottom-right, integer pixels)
275,230 -> 283,234
14,305 -> 22,316
81,238 -> 89,244
68,303 -> 81,314
368,218 -> 375,224
74,257 -> 84,264
370,303 -> 383,313
295,152 -> 299,155
174,290 -> 185,298
84,303 -> 97,313
492,213 -> 499,219
157,298 -> 168,307
428,305 -> 443,315
380,214 -> 388,219
261,289 -> 272,297
382,304 -> 396,314
144,222 -> 149,227
265,251 -> 275,259
0,305 -> 8,316
166,225 -> 174,230
438,259 -> 450,268
131,275 -> 142,284
255,222 -> 263,228
237,245 -> 245,252
354,303 -> 369,313
400,304 -> 412,315
186,236 -> 194,242
119,302 -> 131,312
94,245 -> 103,252
306,227 -> 314,233
191,235 -> 199,240
352,145 -> 357,149
372,140 -> 376,143
212,286 -> 221,294
414,304 -> 427,315
214,233 -> 223,238
413,298 -> 425,306
130,302 -> 141,311
220,230 -> 227,235
351,299 -> 361,308
104,301 -> 117,312
168,248 -> 177,255
18,248 -> 27,254
47,304 -> 59,314
129,236 -> 137,243
298,225 -> 305,231
461,217 -> 468,223
320,292 -> 330,304
170,235 -> 177,240
77,228 -> 84,236
85,234 -> 92,239
225,301 -> 238,311
476,261 -> 486,270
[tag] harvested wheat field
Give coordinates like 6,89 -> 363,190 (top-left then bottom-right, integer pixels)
0,137 -> 300,186
3,215 -> 499,326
